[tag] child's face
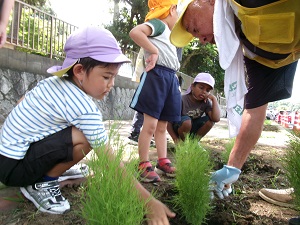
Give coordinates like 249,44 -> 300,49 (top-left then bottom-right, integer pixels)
76,64 -> 120,100
191,82 -> 212,101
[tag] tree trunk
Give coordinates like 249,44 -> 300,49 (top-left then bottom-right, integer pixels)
113,0 -> 120,21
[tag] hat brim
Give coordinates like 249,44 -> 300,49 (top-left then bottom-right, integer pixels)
185,81 -> 214,95
170,0 -> 194,48
47,54 -> 131,77
199,81 -> 214,89
47,58 -> 78,77
91,54 -> 131,64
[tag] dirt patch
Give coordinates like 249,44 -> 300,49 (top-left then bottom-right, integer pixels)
0,124 -> 298,225
263,124 -> 280,132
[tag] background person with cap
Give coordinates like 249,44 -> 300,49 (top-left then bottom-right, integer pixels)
129,0 -> 181,183
169,0 -> 299,203
0,26 -> 176,224
167,72 -> 220,143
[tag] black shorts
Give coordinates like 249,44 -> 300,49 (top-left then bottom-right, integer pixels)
245,57 -> 298,109
0,127 -> 73,187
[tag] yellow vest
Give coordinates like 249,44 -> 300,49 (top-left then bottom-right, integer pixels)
228,0 -> 300,68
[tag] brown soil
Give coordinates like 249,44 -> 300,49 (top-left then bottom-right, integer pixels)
0,123 -> 299,225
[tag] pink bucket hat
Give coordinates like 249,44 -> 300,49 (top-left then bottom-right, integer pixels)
47,26 -> 131,77
186,72 -> 215,94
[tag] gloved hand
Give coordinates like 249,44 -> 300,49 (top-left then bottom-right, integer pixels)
210,165 -> 241,199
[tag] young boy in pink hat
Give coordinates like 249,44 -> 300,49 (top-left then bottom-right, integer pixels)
0,26 -> 175,223
167,73 -> 220,143
129,0 -> 181,183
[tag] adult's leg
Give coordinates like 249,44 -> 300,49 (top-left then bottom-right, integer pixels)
46,127 -> 91,177
227,104 -> 267,169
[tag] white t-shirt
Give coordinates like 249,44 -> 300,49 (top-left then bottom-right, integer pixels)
144,19 -> 180,71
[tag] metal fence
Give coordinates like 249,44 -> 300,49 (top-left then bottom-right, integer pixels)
6,0 -> 77,59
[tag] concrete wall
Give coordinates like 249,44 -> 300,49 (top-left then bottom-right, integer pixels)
0,48 -> 139,126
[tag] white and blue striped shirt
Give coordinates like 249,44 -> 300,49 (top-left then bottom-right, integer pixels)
0,76 -> 108,160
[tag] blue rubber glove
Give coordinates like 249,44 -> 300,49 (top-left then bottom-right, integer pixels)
210,165 -> 241,199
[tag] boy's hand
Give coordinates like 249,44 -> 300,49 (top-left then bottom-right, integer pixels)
207,93 -> 216,101
145,53 -> 158,72
146,198 -> 175,225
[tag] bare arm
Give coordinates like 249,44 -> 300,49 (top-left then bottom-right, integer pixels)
227,105 -> 267,169
0,0 -> 14,48
129,24 -> 159,72
207,94 -> 221,122
16,95 -> 25,105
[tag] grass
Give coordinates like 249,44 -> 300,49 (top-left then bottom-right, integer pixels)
283,133 -> 300,210
173,135 -> 212,225
221,138 -> 235,164
269,169 -> 281,189
264,119 -> 272,125
81,123 -> 148,225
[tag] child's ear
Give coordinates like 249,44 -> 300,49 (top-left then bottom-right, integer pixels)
170,4 -> 177,15
73,64 -> 85,79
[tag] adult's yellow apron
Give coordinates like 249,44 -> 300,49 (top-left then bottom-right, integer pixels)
229,0 -> 300,68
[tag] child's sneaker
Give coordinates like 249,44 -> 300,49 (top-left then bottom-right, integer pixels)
138,161 -> 161,183
155,158 -> 176,178
20,179 -> 70,214
58,163 -> 89,182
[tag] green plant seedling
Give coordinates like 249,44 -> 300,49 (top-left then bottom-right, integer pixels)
283,133 -> 300,210
81,123 -> 148,225
173,135 -> 212,225
221,138 -> 235,164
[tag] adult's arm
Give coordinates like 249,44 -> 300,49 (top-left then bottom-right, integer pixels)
0,0 -> 14,48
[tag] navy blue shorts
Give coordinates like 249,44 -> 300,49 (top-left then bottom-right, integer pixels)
130,65 -> 181,122
0,127 -> 73,187
172,115 -> 209,135
245,57 -> 298,109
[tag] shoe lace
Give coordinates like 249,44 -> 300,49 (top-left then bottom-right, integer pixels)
47,183 -> 64,202
139,161 -> 154,172
145,166 -> 154,172
48,186 -> 61,197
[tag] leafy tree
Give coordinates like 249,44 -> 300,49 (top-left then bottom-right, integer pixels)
23,0 -> 46,6
180,40 -> 225,94
106,0 -> 147,52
